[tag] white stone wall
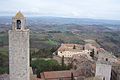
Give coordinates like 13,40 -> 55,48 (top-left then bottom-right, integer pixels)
9,30 -> 30,80
58,51 -> 81,58
95,63 -> 111,80
58,50 -> 90,58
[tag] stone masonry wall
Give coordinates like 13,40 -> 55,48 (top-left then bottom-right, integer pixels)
9,30 -> 30,80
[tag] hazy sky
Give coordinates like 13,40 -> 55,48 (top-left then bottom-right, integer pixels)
0,0 -> 120,20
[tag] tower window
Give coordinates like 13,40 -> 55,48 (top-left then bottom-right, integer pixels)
17,20 -> 21,29
106,58 -> 108,61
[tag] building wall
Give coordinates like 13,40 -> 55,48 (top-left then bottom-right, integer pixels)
58,51 -> 81,58
95,63 -> 111,80
97,53 -> 118,63
9,30 -> 30,80
58,50 -> 91,58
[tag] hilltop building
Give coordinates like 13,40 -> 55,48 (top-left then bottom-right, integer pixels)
57,43 -> 100,58
57,44 -> 89,58
9,12 -> 30,80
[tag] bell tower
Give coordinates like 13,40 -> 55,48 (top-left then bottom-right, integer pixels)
12,11 -> 26,30
9,12 -> 30,80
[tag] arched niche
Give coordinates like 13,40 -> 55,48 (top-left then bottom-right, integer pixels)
16,20 -> 21,29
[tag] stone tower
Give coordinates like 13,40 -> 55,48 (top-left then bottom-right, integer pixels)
95,62 -> 111,80
9,12 -> 30,80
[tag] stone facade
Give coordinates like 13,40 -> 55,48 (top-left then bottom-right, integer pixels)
58,51 -> 82,58
9,12 -> 30,80
95,63 -> 111,80
57,44 -> 86,58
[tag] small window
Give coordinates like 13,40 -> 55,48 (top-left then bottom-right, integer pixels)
106,58 -> 108,61
17,20 -> 21,29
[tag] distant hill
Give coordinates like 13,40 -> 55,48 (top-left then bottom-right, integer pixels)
27,17 -> 120,25
0,16 -> 120,56
0,16 -> 120,25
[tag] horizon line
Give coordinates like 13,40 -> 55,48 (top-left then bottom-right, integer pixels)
0,15 -> 120,21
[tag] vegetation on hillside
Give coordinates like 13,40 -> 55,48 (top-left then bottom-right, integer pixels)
31,46 -> 59,58
1,18 -> 120,75
0,48 -> 8,74
31,59 -> 71,77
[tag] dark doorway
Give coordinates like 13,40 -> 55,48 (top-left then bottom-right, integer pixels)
17,20 -> 21,29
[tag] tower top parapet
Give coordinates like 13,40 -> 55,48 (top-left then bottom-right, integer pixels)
14,11 -> 25,19
12,11 -> 28,31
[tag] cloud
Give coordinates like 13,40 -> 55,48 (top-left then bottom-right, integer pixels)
0,0 -> 120,20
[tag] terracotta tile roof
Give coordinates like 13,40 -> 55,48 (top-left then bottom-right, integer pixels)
41,70 -> 81,79
58,44 -> 83,52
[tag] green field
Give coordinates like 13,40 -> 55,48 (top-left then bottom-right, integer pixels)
45,39 -> 58,45
0,31 -> 85,74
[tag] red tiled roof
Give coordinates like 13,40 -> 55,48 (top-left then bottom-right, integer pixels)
41,70 -> 81,79
58,44 -> 83,51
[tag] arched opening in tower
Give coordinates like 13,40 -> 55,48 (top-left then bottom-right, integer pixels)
17,20 -> 21,29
